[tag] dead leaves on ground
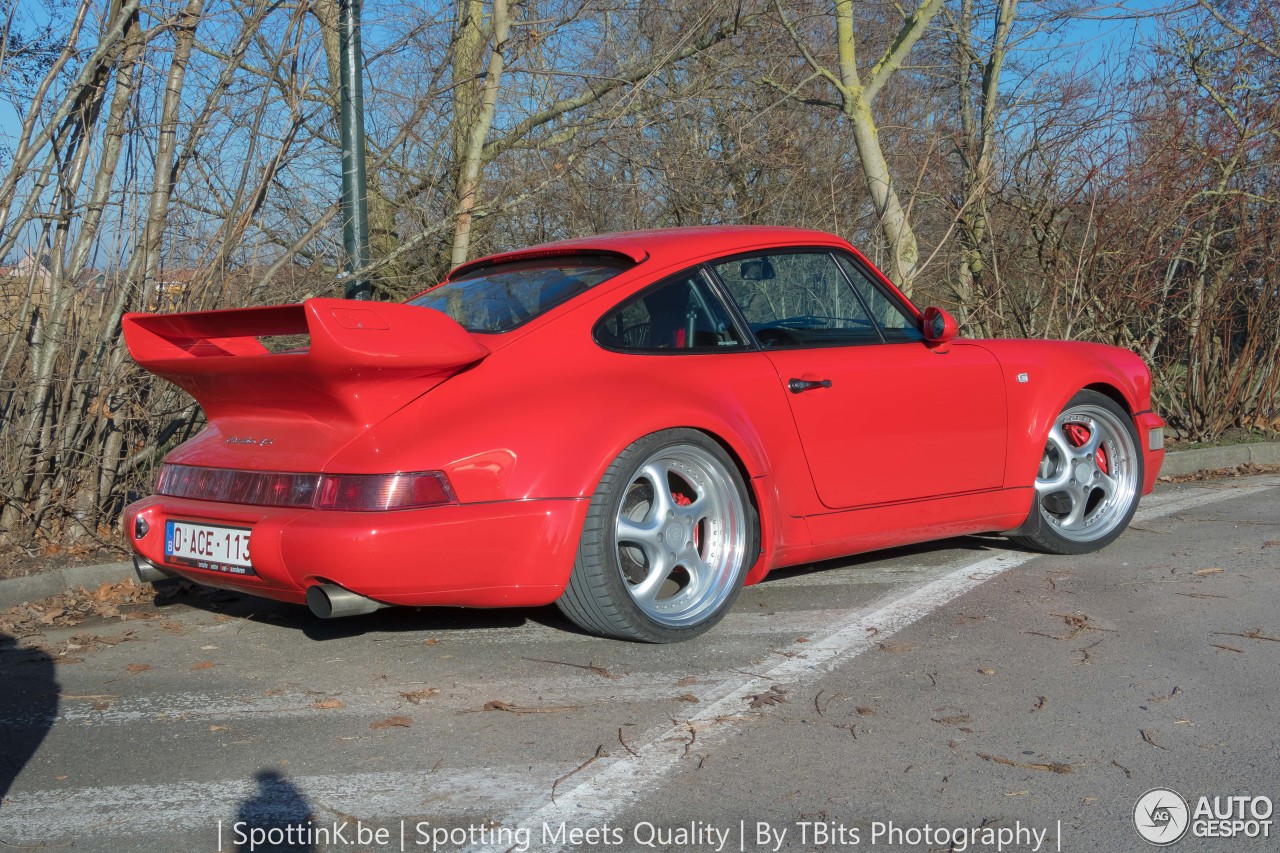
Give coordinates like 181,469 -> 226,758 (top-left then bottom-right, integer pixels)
521,657 -> 618,679
370,715 -> 412,730
480,700 -> 579,714
977,752 -> 1075,774
1026,612 -> 1114,642
747,685 -> 788,709
1159,462 -> 1280,483
1,580 -> 156,637
1213,628 -> 1280,643
398,688 -> 439,705
1140,729 -> 1169,750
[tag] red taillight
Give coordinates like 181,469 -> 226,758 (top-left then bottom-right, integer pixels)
316,472 -> 455,511
155,465 -> 455,511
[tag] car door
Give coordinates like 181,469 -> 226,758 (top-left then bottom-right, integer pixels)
710,250 -> 1007,509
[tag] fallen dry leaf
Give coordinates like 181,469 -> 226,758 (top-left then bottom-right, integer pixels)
210,725 -> 230,732
676,693 -> 699,703
480,700 -> 578,714
1027,612 -> 1114,642
1193,567 -> 1224,576
1213,628 -> 1280,643
748,686 -> 788,709
312,699 -> 345,710
125,663 -> 150,674
856,706 -> 876,716
978,668 -> 996,675
399,688 -> 439,705
675,676 -> 699,686
190,661 -> 216,670
1140,729 -> 1168,750
370,716 -> 412,730
977,752 -> 1074,774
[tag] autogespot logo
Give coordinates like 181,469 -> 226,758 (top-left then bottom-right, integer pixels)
1135,788 -> 1191,845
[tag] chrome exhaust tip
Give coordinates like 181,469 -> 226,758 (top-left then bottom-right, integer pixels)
133,554 -> 171,584
306,583 -> 389,619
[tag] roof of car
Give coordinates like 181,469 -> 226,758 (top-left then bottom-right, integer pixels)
447,226 -> 851,280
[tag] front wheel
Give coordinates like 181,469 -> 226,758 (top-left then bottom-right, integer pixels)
1012,390 -> 1143,555
557,429 -> 758,642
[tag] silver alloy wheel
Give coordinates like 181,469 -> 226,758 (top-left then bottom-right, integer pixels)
1034,403 -> 1139,543
613,444 -> 748,627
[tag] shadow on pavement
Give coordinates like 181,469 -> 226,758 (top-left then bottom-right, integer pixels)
235,769 -> 317,853
0,632 -> 58,800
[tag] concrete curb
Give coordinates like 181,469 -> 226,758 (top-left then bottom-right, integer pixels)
2,441 -> 1278,610
1157,440 -> 1280,478
1,560 -> 134,610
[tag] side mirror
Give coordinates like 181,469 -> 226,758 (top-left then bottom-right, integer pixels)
922,306 -> 958,352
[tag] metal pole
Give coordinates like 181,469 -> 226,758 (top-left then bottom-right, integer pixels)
339,0 -> 371,300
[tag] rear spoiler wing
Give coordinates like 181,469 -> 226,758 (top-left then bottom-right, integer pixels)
122,298 -> 488,424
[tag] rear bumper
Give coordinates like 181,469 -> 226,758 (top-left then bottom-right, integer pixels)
123,496 -> 588,608
1135,410 -> 1166,494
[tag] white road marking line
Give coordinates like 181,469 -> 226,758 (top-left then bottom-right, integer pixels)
469,478 -> 1280,852
0,769 -> 548,844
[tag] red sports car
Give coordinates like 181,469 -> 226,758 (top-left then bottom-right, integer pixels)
122,226 -> 1165,642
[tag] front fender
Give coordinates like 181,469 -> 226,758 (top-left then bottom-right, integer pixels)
972,339 -> 1161,489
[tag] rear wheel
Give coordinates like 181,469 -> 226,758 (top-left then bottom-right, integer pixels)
557,429 -> 757,642
1013,390 -> 1142,554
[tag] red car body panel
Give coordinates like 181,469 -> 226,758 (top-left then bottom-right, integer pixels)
121,226 -> 1165,610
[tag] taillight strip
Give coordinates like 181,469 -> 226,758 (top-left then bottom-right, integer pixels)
155,464 -> 456,511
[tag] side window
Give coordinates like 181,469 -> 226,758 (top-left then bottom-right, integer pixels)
712,251 -> 881,348
594,271 -> 747,352
834,254 -> 923,342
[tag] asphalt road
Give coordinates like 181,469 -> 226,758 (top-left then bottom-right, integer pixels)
2,475 -> 1278,853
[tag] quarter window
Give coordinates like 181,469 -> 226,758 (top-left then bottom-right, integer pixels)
595,271 -> 746,352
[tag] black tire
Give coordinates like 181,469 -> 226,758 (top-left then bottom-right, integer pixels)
1012,390 -> 1143,555
557,429 -> 759,642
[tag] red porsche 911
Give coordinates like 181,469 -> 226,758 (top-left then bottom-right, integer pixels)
122,226 -> 1165,642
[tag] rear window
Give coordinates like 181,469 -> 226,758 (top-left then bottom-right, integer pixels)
408,255 -> 630,333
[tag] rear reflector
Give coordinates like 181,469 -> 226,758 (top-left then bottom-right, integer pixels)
156,464 -> 455,511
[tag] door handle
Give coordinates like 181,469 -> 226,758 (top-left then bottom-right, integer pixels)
788,378 -> 833,394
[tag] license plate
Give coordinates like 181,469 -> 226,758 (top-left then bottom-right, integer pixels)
164,520 -> 256,575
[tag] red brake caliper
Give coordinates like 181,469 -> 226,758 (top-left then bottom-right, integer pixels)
1064,423 -> 1108,474
673,492 -> 697,548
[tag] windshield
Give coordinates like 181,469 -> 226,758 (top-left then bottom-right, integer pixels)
408,255 -> 630,333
